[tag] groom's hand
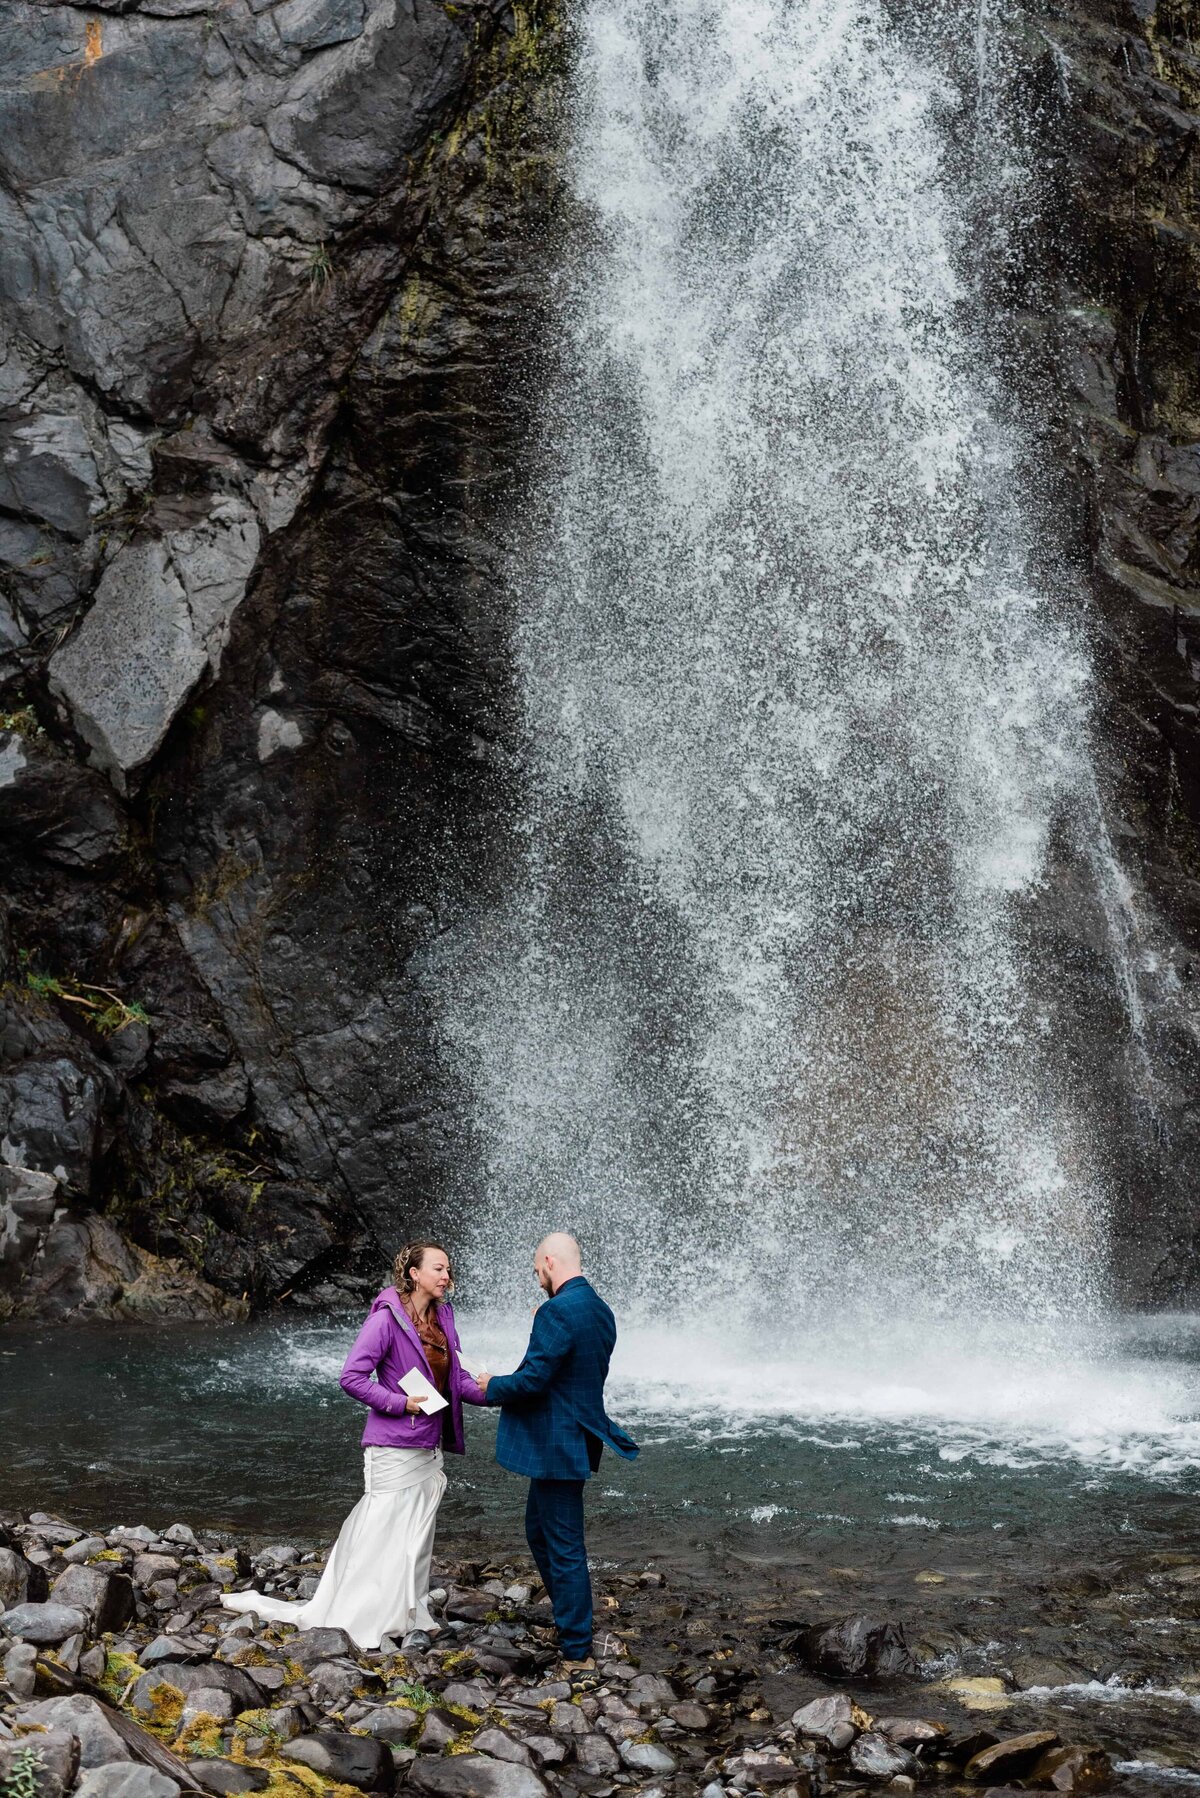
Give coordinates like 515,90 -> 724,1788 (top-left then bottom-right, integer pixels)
477,1373 -> 491,1395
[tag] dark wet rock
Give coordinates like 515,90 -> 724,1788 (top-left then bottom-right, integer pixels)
287,1628 -> 355,1669
668,1700 -> 711,1731
1008,1655 -> 1095,1691
0,1547 -> 37,1611
355,1706 -> 418,1745
307,1658 -> 363,1711
471,1729 -> 533,1768
0,1730 -> 79,1798
849,1735 -> 919,1781
279,1731 -> 393,1791
966,1732 -> 1061,1782
792,1693 -> 857,1751
1030,1746 -> 1113,1793
619,1739 -> 678,1775
796,1616 -> 917,1680
573,1732 -> 620,1776
417,1707 -> 461,1751
0,1602 -> 88,1644
74,1765 -> 181,1798
50,1564 -> 134,1633
876,1719 -> 950,1747
4,1641 -> 39,1700
139,1635 -> 212,1669
186,1763 -> 271,1797
406,1759 -> 549,1797
12,1695 -> 129,1768
626,1671 -> 679,1715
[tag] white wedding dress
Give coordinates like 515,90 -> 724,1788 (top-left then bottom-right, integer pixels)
221,1445 -> 447,1649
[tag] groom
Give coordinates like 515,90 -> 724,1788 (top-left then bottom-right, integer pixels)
479,1233 -> 638,1668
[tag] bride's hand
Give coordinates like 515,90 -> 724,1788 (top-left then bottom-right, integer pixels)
403,1395 -> 425,1415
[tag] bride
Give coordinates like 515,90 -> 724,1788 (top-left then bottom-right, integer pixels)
222,1241 -> 486,1648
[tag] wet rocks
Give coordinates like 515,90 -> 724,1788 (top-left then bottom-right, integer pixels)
13,1696 -> 128,1768
1031,1745 -> 1112,1793
50,1567 -> 134,1636
849,1733 -> 920,1781
73,1766 -> 179,1798
406,1760 -> 548,1797
797,1615 -> 918,1679
965,1732 -> 1061,1781
793,1692 -> 858,1751
185,1765 -> 270,1797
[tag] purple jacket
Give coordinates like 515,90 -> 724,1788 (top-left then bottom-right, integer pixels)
339,1287 -> 486,1453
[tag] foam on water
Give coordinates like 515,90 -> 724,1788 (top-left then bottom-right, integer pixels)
201,1311 -> 1200,1481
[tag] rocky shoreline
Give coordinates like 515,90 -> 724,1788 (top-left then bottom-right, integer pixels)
2,1511 -> 1199,1798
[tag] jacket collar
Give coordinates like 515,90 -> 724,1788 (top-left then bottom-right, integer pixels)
383,1295 -> 446,1382
550,1275 -> 587,1299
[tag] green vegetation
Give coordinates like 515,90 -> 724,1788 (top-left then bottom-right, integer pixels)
1,1747 -> 43,1798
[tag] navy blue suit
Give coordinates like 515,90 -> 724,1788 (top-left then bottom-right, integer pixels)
486,1276 -> 637,1656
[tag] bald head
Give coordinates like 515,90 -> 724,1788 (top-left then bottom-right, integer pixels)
535,1232 -> 582,1294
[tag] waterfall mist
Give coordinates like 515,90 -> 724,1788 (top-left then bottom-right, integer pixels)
435,0 -> 1124,1352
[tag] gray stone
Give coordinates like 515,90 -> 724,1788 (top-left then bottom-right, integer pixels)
619,1740 -> 678,1774
279,1730 -> 392,1791
3,1641 -> 38,1699
0,1548 -> 33,1611
62,1539 -> 110,1566
133,1556 -> 181,1588
0,1602 -> 88,1644
442,1680 -> 495,1711
139,1635 -> 212,1669
49,498 -> 261,790
626,1673 -> 678,1716
187,1765 -> 271,1796
180,1689 -> 235,1727
793,1693 -> 857,1752
357,1707 -> 417,1745
288,1628 -> 355,1668
75,1765 -> 181,1798
308,1658 -> 362,1710
51,1564 -> 135,1633
574,1733 -> 620,1776
877,1719 -> 949,1747
471,1730 -> 531,1768
849,1735 -> 920,1781
12,1697 -> 129,1768
548,1701 -> 585,1739
668,1700 -> 710,1731
406,1758 -> 549,1797
522,1740 -> 565,1767
417,1708 -> 460,1751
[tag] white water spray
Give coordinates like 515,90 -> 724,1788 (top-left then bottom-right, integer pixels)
438,0 -> 1121,1346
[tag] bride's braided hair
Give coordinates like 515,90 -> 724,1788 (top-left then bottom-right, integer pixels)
393,1240 -> 453,1297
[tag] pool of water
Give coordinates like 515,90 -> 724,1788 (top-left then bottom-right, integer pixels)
3,1308 -> 1200,1570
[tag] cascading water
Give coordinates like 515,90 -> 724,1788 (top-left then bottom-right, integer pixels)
438,0 -> 1119,1353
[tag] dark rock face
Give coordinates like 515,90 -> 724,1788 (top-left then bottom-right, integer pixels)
4,0 -> 1200,1316
0,0 -> 561,1314
1029,0 -> 1200,1299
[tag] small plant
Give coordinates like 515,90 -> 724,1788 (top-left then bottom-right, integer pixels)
24,967 -> 148,1035
1,1746 -> 43,1798
0,706 -> 41,736
307,242 -> 333,292
386,1677 -> 437,1711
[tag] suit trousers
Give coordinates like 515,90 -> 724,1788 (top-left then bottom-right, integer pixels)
524,1477 -> 591,1659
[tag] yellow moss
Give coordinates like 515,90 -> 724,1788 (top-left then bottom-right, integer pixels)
444,1703 -> 481,1726
90,1550 -> 125,1563
139,1682 -> 186,1738
253,1756 -> 360,1798
99,1651 -> 142,1703
172,1713 -> 228,1759
230,1645 -> 272,1667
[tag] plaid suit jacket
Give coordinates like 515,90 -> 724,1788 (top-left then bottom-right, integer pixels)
486,1276 -> 639,1481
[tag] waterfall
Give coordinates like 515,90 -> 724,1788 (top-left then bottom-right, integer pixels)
437,0 -> 1116,1342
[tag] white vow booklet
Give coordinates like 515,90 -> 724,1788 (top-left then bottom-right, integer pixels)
399,1367 -> 448,1414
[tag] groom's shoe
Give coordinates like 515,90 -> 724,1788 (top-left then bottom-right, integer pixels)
559,1654 -> 598,1690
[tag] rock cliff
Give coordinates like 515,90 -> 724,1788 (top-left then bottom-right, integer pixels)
0,0 -> 560,1316
2,0 -> 1200,1320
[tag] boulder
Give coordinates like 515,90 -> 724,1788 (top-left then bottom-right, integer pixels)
417,1709 -> 461,1751
406,1759 -> 549,1797
620,1740 -> 679,1774
966,1733 -> 1061,1781
1009,1656 -> 1094,1691
279,1732 -> 392,1791
308,1659 -> 363,1711
849,1734 -> 920,1781
669,1701 -> 710,1731
74,1766 -> 181,1798
626,1672 -> 678,1715
4,1642 -> 38,1700
798,1616 -> 917,1679
50,1564 -> 135,1633
0,1602 -> 88,1644
12,1697 -> 129,1768
0,1730 -> 80,1798
128,1661 -> 264,1717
